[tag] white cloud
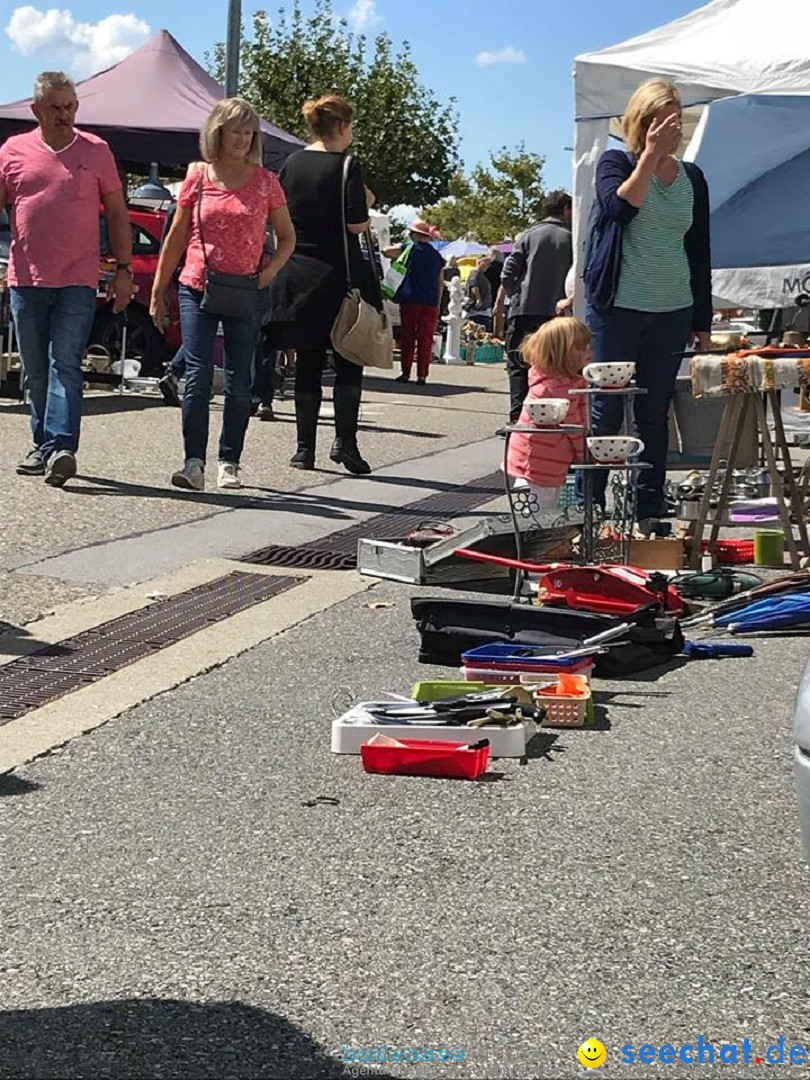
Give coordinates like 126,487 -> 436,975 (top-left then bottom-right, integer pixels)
347,0 -> 382,32
387,204 -> 419,222
5,6 -> 151,77
475,46 -> 526,67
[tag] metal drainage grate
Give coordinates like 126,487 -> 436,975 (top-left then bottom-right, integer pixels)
241,471 -> 504,570
0,571 -> 305,725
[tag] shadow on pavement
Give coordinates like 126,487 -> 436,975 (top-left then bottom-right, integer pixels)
620,657 -> 690,681
70,477 -> 355,522
357,423 -> 444,439
0,624 -> 71,656
522,731 -> 561,762
0,998 -> 401,1080
362,376 -> 490,398
63,471 -> 501,522
1,391 -> 165,417
0,773 -> 40,798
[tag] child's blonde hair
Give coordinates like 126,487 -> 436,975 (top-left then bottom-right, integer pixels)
521,317 -> 590,378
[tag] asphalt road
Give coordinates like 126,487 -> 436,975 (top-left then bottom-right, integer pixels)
2,577 -> 810,1079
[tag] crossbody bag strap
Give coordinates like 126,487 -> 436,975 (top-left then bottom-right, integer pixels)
340,153 -> 352,291
196,168 -> 209,272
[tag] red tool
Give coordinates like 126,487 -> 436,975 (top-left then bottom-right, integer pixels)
454,549 -> 686,617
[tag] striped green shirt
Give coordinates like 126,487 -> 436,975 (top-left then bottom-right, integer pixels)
614,161 -> 694,313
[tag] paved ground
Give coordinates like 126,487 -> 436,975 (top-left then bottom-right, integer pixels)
1,579 -> 810,1079
2,363 -> 810,1080
0,363 -> 506,626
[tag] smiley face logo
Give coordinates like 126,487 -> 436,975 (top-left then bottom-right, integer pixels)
578,1039 -> 607,1069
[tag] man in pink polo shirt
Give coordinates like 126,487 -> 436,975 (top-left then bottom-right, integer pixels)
0,71 -> 133,487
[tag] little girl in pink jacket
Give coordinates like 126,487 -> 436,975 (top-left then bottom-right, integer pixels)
506,317 -> 591,510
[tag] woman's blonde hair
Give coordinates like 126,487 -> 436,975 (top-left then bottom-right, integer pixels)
521,317 -> 591,378
622,79 -> 682,156
200,97 -> 262,163
301,94 -> 354,138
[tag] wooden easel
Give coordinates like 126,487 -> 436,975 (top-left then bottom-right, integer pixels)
688,390 -> 810,569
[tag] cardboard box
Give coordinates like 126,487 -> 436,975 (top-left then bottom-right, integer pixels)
628,538 -> 685,571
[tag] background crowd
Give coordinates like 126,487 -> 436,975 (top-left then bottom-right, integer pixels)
0,72 -> 710,530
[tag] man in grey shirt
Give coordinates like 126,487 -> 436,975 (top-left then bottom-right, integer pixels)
501,190 -> 572,423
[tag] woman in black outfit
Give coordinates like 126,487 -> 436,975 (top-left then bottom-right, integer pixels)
266,94 -> 376,474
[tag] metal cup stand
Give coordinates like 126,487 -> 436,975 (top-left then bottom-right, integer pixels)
500,385 -> 652,601
500,421 -> 586,600
569,385 -> 650,565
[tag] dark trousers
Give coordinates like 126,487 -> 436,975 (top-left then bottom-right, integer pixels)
584,304 -> 693,520
506,314 -> 552,423
251,327 -> 278,406
292,348 -> 363,457
295,348 -> 362,393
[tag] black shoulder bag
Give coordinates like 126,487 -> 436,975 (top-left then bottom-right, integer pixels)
196,169 -> 261,319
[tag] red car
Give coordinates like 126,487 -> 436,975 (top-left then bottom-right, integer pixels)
91,204 -> 181,375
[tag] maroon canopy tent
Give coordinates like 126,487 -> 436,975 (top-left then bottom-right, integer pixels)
0,30 -> 303,172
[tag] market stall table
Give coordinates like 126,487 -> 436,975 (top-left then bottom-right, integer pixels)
688,351 -> 810,569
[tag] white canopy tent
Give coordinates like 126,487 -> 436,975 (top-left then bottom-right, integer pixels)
572,0 -> 810,312
686,94 -> 810,307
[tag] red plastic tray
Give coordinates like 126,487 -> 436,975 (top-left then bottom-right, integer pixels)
702,539 -> 755,564
360,738 -> 490,780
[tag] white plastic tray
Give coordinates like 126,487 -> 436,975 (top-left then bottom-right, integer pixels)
331,702 -> 536,758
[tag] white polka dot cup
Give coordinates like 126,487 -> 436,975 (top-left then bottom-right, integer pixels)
524,398 -> 570,426
583,362 -> 636,388
587,435 -> 645,463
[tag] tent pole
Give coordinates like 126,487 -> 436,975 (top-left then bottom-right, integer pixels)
225,0 -> 242,97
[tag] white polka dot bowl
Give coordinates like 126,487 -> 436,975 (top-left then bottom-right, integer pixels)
524,398 -> 570,426
587,435 -> 645,463
583,362 -> 636,388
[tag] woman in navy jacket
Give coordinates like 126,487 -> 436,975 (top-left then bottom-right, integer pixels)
583,79 -> 712,526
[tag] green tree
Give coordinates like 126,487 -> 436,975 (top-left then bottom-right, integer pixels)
423,145 -> 548,243
211,1 -> 459,209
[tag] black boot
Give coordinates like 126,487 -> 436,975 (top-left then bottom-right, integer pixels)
330,383 -> 371,475
290,391 -> 321,470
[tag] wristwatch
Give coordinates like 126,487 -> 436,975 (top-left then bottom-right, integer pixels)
116,262 -> 134,274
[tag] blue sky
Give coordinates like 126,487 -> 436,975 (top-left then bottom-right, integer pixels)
0,0 -> 702,197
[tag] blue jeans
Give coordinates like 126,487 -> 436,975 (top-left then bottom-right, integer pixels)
584,304 -> 693,521
169,345 -> 186,377
10,286 -> 96,460
178,286 -> 258,464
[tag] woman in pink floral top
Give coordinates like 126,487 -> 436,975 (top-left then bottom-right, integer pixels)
151,98 -> 295,492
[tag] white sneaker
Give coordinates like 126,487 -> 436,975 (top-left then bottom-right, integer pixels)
171,459 -> 205,491
218,461 -> 242,489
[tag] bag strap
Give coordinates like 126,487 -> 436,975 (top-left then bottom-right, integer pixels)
196,169 -> 209,272
340,153 -> 352,291
340,153 -> 383,308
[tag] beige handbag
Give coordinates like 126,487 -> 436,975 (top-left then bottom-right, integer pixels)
330,155 -> 393,369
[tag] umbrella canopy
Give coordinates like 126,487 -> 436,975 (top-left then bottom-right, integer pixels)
440,239 -> 489,260
0,30 -> 303,172
715,592 -> 810,633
